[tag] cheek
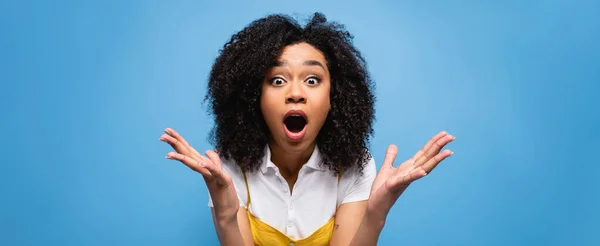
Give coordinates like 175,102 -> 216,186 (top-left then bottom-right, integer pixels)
319,95 -> 331,111
313,87 -> 331,117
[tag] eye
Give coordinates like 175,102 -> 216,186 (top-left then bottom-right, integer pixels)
305,76 -> 321,86
270,77 -> 286,86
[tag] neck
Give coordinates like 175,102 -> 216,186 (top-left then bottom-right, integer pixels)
268,141 -> 316,178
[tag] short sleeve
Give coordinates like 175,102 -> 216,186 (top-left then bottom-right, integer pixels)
341,156 -> 377,204
207,157 -> 248,208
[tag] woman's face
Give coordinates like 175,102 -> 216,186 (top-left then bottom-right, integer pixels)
260,42 -> 331,154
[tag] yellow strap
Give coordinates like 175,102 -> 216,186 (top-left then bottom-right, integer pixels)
244,168 -> 343,245
242,171 -> 251,208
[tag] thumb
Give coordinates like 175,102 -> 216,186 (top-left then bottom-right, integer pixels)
205,150 -> 230,186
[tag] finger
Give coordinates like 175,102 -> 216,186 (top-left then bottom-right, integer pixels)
383,144 -> 398,168
204,150 -> 230,186
414,134 -> 455,167
160,134 -> 205,162
390,166 -> 427,189
165,128 -> 192,147
420,149 -> 453,173
160,134 -> 192,156
164,128 -> 203,157
411,131 -> 448,162
205,150 -> 222,170
166,152 -> 212,177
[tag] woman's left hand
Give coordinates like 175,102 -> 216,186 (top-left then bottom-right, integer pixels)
367,131 -> 455,220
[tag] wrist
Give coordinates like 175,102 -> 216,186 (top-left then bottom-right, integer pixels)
364,202 -> 387,231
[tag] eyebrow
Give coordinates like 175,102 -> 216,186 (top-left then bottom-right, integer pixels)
273,60 -> 326,70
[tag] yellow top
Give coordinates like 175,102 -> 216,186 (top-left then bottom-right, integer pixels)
242,171 -> 342,246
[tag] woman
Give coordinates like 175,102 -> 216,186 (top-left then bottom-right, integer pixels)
160,12 -> 454,245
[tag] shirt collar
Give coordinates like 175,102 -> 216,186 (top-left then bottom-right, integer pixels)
260,145 -> 277,174
260,144 -> 325,174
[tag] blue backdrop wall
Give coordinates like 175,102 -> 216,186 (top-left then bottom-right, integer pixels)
1,0 -> 599,245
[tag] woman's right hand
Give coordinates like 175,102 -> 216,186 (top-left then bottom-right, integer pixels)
160,128 -> 240,223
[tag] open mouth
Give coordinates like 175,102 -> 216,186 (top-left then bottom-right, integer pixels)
284,115 -> 307,132
283,110 -> 308,140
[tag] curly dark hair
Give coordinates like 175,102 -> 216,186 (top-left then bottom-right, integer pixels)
205,12 -> 375,174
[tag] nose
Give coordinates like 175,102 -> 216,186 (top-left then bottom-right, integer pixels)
286,81 -> 306,103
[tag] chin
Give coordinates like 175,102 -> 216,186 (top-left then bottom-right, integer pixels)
274,135 -> 316,153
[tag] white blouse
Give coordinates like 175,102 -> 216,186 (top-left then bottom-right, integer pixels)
208,145 -> 376,240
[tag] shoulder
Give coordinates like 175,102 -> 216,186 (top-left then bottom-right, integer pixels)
337,153 -> 377,205
219,155 -> 244,177
341,153 -> 376,181
363,155 -> 377,176
219,155 -> 247,188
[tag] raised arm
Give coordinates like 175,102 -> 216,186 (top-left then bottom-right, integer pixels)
333,131 -> 455,246
161,128 -> 253,246
211,206 -> 253,246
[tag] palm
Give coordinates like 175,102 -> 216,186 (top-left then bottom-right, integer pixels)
369,131 -> 455,214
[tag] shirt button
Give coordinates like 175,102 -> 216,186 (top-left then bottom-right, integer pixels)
287,223 -> 292,228
289,204 -> 293,210
289,243 -> 295,246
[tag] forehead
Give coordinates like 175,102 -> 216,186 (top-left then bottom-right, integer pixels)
277,42 -> 327,65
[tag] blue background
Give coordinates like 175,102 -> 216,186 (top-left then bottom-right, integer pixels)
1,0 -> 599,245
